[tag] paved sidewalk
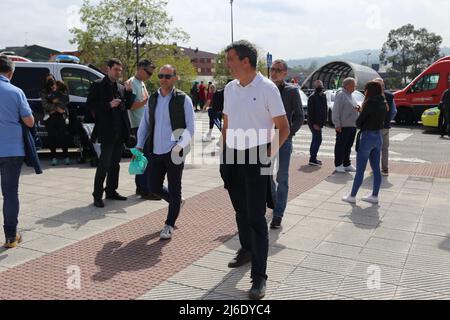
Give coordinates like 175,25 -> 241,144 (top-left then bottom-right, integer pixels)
2,116 -> 450,299
139,169 -> 450,300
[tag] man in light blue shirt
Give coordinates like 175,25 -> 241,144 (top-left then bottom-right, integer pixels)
0,55 -> 35,248
137,65 -> 195,240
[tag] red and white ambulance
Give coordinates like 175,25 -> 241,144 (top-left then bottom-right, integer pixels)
394,56 -> 450,124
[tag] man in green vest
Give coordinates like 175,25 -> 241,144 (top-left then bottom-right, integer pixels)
136,65 -> 195,240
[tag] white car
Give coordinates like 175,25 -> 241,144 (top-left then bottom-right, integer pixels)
325,89 -> 365,125
299,89 -> 308,122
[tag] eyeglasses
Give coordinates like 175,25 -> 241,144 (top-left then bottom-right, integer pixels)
158,74 -> 176,80
270,67 -> 285,73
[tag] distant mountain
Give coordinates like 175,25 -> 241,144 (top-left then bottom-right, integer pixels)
288,47 -> 450,69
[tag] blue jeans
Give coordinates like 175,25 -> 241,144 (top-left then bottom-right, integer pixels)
351,131 -> 382,197
273,138 -> 293,218
309,125 -> 323,162
0,157 -> 24,240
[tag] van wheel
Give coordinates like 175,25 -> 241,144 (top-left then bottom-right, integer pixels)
395,108 -> 413,125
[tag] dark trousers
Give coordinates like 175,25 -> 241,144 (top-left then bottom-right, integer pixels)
208,109 -> 222,130
150,152 -> 184,227
440,108 -> 450,137
221,147 -> 269,280
93,138 -> 124,199
334,127 -> 357,167
1,157 -> 23,240
45,113 -> 68,158
309,125 -> 323,162
132,128 -> 152,194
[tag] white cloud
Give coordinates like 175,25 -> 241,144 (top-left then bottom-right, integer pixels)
0,0 -> 449,59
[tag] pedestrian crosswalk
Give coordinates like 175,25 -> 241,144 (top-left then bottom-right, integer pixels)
193,114 -> 429,164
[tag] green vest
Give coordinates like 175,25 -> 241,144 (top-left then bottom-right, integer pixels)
147,88 -> 188,154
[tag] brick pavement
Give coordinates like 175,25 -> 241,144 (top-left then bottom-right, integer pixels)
1,153 -> 450,300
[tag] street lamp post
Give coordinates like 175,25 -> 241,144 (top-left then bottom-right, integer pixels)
125,15 -> 147,67
230,0 -> 234,43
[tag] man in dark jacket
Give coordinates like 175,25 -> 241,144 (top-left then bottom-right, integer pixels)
87,59 -> 134,208
307,80 -> 328,167
269,59 -> 304,229
440,88 -> 450,138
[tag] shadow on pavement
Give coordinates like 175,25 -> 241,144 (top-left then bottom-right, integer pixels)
362,175 -> 394,190
92,232 -> 165,282
341,205 -> 381,230
34,200 -> 136,231
298,165 -> 322,174
325,172 -> 354,184
438,235 -> 450,253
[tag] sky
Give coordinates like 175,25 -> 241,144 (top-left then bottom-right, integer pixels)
1,0 -> 449,60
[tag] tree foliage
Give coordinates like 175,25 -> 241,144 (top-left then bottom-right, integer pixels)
380,24 -> 442,86
70,0 -> 190,79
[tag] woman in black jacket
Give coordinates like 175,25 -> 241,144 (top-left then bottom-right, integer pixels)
41,76 -> 70,166
342,81 -> 388,205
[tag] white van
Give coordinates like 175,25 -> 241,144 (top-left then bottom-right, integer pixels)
11,62 -> 105,148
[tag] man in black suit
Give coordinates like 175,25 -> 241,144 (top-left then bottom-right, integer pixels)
87,59 -> 134,208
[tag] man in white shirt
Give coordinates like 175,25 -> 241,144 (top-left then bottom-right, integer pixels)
220,40 -> 290,300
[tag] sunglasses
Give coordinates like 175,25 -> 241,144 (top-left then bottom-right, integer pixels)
158,74 -> 176,80
143,69 -> 153,77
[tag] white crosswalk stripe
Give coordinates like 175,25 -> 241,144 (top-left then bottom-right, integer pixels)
193,116 -> 429,164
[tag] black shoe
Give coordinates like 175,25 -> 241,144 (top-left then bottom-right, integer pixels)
136,188 -> 144,196
94,199 -> 105,208
106,192 -> 128,201
270,216 -> 282,229
249,277 -> 266,300
141,193 -> 162,201
228,249 -> 252,268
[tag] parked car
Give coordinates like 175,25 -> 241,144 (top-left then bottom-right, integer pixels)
421,107 -> 440,128
299,89 -> 308,122
10,62 -> 104,156
324,89 -> 365,126
394,56 -> 450,125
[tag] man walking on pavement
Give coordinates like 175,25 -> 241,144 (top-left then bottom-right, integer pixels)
220,40 -> 290,300
439,88 -> 450,138
0,56 -> 35,248
332,78 -> 360,173
308,80 -> 328,167
87,59 -> 134,208
373,78 -> 397,176
136,65 -> 195,240
269,59 -> 304,229
127,59 -> 161,201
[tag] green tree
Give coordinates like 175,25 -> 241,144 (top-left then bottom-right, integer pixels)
149,47 -> 197,93
70,0 -> 189,78
213,51 -> 231,88
380,24 -> 442,86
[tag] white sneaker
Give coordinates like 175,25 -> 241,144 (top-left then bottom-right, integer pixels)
362,195 -> 379,204
345,165 -> 357,172
342,195 -> 357,204
335,165 -> 346,173
202,134 -> 212,142
160,225 -> 174,240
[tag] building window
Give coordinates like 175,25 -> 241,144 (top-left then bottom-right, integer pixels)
198,68 -> 202,73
